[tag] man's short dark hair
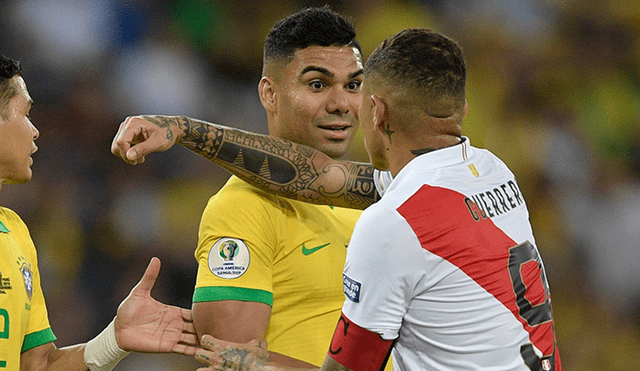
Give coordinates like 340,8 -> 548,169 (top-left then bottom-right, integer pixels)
365,28 -> 466,109
0,54 -> 23,120
263,6 -> 361,66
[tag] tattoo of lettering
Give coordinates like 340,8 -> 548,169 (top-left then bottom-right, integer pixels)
344,164 -> 378,208
383,124 -> 394,144
178,118 -> 378,208
141,115 -> 175,141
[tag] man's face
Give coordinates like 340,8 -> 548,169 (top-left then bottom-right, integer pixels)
0,76 -> 39,186
270,45 -> 363,159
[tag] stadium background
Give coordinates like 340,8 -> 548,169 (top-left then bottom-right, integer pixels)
1,0 -> 639,369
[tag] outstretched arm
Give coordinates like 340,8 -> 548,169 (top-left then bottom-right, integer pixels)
19,257 -> 199,371
111,116 -> 379,210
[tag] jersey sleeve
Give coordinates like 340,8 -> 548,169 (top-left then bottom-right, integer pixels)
341,203 -> 422,341
193,180 -> 279,306
9,211 -> 57,352
22,263 -> 56,352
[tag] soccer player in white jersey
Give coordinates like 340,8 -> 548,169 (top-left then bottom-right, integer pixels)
113,28 -> 561,370
0,54 -> 199,371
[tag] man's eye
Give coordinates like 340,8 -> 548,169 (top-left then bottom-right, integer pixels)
310,81 -> 325,90
347,81 -> 362,91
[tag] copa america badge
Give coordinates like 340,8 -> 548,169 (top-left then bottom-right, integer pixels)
208,237 -> 250,279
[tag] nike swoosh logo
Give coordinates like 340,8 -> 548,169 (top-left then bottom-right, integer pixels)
302,243 -> 331,255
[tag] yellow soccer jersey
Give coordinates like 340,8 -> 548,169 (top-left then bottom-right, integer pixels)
0,207 -> 56,370
194,176 -> 361,366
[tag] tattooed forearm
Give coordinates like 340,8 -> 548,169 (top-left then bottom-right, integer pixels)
172,117 -> 379,209
141,115 -> 177,141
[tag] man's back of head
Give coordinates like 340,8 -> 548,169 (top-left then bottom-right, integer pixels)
365,28 -> 466,118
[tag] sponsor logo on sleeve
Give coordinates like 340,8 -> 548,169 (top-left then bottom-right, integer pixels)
207,238 -> 250,279
343,274 -> 361,303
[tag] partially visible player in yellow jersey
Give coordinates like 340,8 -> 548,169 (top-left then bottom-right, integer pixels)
0,207 -> 56,369
0,54 -> 199,371
189,7 -> 370,368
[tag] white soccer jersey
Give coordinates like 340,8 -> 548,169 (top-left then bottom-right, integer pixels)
342,138 -> 560,371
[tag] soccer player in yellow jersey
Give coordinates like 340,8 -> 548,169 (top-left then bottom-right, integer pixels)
114,7 -> 393,369
190,8 -> 365,368
0,54 -> 199,371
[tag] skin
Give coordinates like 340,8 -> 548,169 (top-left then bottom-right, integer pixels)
189,45 -> 365,368
0,76 -> 38,189
1,76 -> 199,370
261,45 -> 363,159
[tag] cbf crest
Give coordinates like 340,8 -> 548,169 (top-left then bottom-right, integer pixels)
20,262 -> 33,300
208,238 -> 250,279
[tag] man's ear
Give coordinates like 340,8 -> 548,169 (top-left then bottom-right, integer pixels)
371,94 -> 387,133
258,76 -> 277,113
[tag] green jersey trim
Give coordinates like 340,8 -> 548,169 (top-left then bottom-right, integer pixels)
21,328 -> 57,352
193,287 -> 273,306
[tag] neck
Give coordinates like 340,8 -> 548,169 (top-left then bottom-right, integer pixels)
387,134 -> 462,177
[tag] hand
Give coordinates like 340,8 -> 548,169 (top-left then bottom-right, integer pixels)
114,257 -> 199,355
111,115 -> 182,165
195,334 -> 270,371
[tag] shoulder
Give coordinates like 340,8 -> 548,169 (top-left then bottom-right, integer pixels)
206,176 -> 281,210
0,206 -> 38,259
0,206 -> 31,236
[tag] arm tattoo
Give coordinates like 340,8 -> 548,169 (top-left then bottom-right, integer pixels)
219,348 -> 264,370
140,115 -> 175,141
174,117 -> 379,209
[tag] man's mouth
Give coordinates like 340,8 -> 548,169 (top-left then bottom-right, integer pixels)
319,123 -> 351,131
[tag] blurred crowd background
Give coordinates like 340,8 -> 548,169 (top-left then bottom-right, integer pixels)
1,0 -> 639,369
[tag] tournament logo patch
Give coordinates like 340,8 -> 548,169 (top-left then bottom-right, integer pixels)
20,263 -> 33,300
208,238 -> 250,279
343,273 -> 361,303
